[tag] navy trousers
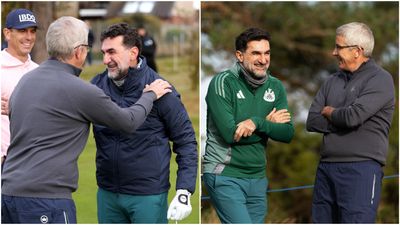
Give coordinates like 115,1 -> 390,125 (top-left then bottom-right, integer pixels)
1,195 -> 76,224
311,160 -> 383,223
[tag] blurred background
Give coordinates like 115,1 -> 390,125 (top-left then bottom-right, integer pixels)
2,1 -> 199,223
200,1 -> 399,223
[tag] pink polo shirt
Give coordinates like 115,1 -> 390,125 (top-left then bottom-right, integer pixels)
1,49 -> 38,157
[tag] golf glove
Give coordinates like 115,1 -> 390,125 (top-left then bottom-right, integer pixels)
167,189 -> 192,221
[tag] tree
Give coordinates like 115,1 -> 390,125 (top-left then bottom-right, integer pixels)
31,2 -> 55,63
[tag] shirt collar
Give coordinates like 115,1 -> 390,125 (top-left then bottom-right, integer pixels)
1,49 -> 34,67
136,57 -> 143,69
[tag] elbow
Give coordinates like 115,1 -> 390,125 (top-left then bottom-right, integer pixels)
305,114 -> 317,132
305,121 -> 319,132
283,127 -> 295,143
305,121 -> 313,132
273,125 -> 294,143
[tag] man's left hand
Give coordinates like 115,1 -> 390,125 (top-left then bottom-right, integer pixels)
321,106 -> 335,121
167,189 -> 192,221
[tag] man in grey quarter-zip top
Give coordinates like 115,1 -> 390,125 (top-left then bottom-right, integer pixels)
306,22 -> 395,223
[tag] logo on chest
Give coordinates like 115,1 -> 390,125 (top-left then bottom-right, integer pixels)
236,90 -> 245,99
263,88 -> 275,102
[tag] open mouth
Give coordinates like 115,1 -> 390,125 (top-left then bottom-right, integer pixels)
107,63 -> 118,70
254,64 -> 266,70
21,43 -> 32,49
336,57 -> 344,65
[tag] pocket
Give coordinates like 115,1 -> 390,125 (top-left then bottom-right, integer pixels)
15,209 -> 67,224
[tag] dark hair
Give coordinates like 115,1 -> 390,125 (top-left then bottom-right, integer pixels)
235,28 -> 271,52
100,23 -> 142,54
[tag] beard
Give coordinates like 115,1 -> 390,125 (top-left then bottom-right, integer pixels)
107,63 -> 128,80
242,61 -> 268,78
107,69 -> 122,80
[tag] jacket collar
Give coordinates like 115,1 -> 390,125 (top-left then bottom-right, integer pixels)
45,58 -> 82,77
351,58 -> 374,74
340,58 -> 375,81
108,56 -> 151,92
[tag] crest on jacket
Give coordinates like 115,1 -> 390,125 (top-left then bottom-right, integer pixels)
263,88 -> 275,102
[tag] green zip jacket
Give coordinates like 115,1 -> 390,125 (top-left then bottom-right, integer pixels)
203,63 -> 294,178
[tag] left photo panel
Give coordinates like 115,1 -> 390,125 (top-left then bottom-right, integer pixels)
1,1 -> 200,224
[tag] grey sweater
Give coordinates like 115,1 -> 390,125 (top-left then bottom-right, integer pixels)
306,59 -> 395,165
2,59 -> 156,199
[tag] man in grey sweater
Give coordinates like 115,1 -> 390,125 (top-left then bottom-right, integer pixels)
306,22 -> 395,223
1,16 -> 171,224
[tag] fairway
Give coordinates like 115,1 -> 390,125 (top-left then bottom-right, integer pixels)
73,56 -> 199,223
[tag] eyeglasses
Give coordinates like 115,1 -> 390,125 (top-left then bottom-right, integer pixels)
334,44 -> 363,51
74,44 -> 90,52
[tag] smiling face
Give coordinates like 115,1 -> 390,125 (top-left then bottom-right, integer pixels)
332,35 -> 360,72
101,36 -> 139,80
236,39 -> 270,78
3,27 -> 36,62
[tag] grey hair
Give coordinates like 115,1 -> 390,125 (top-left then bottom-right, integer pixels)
336,22 -> 374,57
46,16 -> 88,60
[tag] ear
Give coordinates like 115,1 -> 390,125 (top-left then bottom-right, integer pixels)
3,28 -> 11,41
354,50 -> 360,58
130,46 -> 139,60
74,47 -> 81,59
235,50 -> 244,62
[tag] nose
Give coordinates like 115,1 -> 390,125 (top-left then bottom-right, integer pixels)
332,47 -> 338,56
26,30 -> 35,40
103,54 -> 111,65
259,54 -> 268,65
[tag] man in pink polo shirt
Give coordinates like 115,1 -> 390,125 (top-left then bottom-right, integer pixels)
1,8 -> 38,164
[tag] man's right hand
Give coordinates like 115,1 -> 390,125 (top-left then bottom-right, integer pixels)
143,79 -> 172,99
266,108 -> 291,123
1,96 -> 9,115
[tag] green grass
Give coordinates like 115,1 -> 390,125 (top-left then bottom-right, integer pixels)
72,56 -> 200,223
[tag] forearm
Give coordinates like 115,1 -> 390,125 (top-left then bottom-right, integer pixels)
235,133 -> 262,144
251,117 -> 294,143
306,111 -> 334,133
81,89 -> 156,134
124,91 -> 156,131
174,143 -> 198,194
330,105 -> 365,128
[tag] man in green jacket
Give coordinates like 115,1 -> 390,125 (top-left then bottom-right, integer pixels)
203,27 -> 294,223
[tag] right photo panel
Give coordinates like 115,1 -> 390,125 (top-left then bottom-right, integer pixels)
200,1 -> 399,223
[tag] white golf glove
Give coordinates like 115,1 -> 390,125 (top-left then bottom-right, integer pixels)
167,189 -> 192,221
